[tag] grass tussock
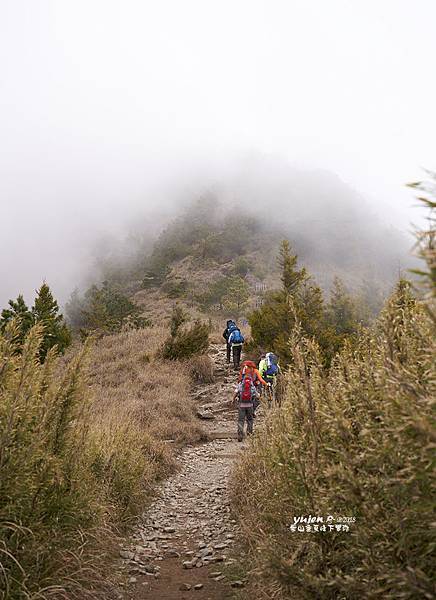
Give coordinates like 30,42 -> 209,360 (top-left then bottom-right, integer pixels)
231,280 -> 435,599
0,323 -> 204,599
188,354 -> 215,384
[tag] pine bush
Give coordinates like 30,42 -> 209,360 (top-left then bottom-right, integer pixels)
160,307 -> 210,360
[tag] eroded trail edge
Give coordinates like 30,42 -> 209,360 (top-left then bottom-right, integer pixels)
117,344 -> 248,599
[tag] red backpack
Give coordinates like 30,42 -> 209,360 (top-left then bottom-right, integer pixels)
241,372 -> 254,402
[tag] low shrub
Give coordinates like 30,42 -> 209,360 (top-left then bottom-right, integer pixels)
162,278 -> 188,298
188,354 -> 215,383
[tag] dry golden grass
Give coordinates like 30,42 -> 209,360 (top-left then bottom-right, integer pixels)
88,326 -> 206,446
188,354 -> 215,383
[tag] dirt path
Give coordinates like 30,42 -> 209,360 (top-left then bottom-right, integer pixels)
117,345 -> 252,599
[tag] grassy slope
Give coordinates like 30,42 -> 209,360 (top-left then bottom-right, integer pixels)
88,326 -> 206,448
0,321 -> 209,599
230,283 -> 435,600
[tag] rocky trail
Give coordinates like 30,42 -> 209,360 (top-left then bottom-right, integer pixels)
117,344 -> 253,599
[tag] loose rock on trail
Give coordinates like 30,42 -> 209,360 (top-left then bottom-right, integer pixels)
117,344 -> 252,599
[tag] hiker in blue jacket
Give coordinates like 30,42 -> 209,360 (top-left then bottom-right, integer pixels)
228,326 -> 244,369
223,320 -> 236,363
222,320 -> 244,368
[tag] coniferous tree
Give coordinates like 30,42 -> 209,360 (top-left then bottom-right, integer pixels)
327,277 -> 359,335
201,276 -> 229,310
249,241 -> 327,363
161,306 -> 210,359
279,239 -> 306,296
222,276 -> 250,316
81,285 -> 111,331
0,294 -> 34,346
79,281 -> 149,333
32,283 -> 72,360
65,288 -> 86,329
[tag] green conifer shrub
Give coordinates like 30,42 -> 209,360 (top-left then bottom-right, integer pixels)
160,306 -> 210,359
32,283 -> 72,360
0,294 -> 34,346
68,281 -> 149,334
249,241 -> 328,363
1,284 -> 71,360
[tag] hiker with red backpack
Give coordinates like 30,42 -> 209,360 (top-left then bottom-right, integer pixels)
233,361 -> 267,441
238,360 -> 268,417
233,376 -> 256,442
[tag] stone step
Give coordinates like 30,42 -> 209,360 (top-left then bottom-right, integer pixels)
208,431 -> 238,440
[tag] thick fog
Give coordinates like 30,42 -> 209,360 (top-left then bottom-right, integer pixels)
1,0 -> 436,307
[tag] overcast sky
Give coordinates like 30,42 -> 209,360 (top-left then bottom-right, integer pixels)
1,0 -> 435,306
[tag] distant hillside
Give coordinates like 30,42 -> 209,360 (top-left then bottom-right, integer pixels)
130,187 -> 411,320
69,162 -> 414,325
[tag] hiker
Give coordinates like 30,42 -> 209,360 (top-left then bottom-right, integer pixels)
259,352 -> 281,405
233,368 -> 260,442
222,320 -> 237,363
259,352 -> 280,381
238,360 -> 268,416
228,326 -> 244,369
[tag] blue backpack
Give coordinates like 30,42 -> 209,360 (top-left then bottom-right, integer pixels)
231,329 -> 244,344
267,353 -> 278,366
265,363 -> 278,377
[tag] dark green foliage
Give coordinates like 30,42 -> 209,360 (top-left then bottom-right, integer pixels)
325,277 -> 360,352
249,242 -> 363,364
222,276 -> 250,315
199,276 -> 230,309
232,256 -> 251,277
355,277 -> 386,323
0,294 -> 33,346
32,283 -> 72,360
1,284 -> 71,361
279,239 -> 306,294
169,305 -> 188,337
147,195 -> 217,275
162,278 -> 188,298
249,241 -> 328,363
146,196 -> 266,277
160,306 -> 210,360
141,270 -> 162,288
200,274 -> 250,315
67,281 -> 149,333
65,287 -> 85,329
